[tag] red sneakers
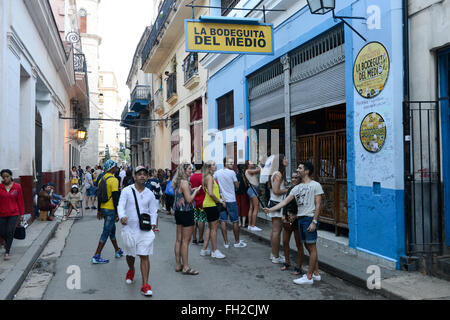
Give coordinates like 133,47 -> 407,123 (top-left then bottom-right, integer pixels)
125,269 -> 135,284
140,283 -> 152,296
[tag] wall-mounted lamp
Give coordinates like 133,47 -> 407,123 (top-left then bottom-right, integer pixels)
77,128 -> 87,141
307,0 -> 367,41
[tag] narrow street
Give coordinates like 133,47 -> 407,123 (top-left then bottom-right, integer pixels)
15,209 -> 385,300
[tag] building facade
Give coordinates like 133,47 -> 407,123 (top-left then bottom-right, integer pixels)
98,70 -> 123,164
140,0 -> 209,171
78,0 -> 102,167
203,0 -> 406,269
405,0 -> 450,276
0,0 -> 89,218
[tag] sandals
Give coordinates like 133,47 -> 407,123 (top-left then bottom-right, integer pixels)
291,267 -> 302,275
281,263 -> 291,271
182,268 -> 199,275
175,265 -> 183,272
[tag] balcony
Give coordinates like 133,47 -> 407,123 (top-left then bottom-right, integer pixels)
221,0 -> 240,16
130,85 -> 151,112
120,102 -> 139,128
183,52 -> 199,89
166,73 -> 177,105
141,0 -> 202,73
140,118 -> 151,142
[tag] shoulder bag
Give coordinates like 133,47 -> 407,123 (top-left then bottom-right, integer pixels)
131,188 -> 152,231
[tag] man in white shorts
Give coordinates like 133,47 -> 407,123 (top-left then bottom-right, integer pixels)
118,166 -> 158,296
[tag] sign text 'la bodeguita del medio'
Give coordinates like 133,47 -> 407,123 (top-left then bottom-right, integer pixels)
185,20 -> 273,55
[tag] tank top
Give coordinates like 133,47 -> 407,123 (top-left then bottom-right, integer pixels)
269,171 -> 286,202
173,182 -> 195,212
203,177 -> 221,208
245,169 -> 259,187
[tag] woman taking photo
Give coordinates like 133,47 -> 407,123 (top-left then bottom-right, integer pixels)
173,162 -> 201,275
245,160 -> 261,231
267,154 -> 290,264
200,161 -> 226,259
0,169 -> 25,260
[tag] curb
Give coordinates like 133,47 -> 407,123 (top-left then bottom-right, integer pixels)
0,221 -> 59,300
227,220 -> 406,300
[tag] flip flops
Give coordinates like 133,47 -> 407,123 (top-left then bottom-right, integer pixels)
281,263 -> 291,271
175,264 -> 183,272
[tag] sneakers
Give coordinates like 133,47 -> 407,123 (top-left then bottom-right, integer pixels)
293,274 -> 314,285
92,254 -> 109,264
234,241 -> 247,248
248,226 -> 262,231
140,284 -> 153,296
312,273 -> 321,281
200,249 -> 211,256
91,206 -> 97,210
115,249 -> 124,258
223,242 -> 230,249
211,250 -> 226,259
270,253 -> 286,262
125,269 -> 135,284
271,256 -> 285,264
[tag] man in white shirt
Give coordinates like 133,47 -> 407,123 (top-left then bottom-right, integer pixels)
119,166 -> 127,189
84,166 -> 96,210
214,158 -> 247,249
118,166 -> 158,296
264,161 -> 323,285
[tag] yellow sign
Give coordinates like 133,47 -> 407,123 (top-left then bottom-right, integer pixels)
185,20 -> 273,54
360,112 -> 387,153
353,42 -> 390,99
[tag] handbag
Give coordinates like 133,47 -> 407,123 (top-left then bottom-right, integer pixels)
14,223 -> 26,240
267,200 -> 280,209
131,188 -> 152,231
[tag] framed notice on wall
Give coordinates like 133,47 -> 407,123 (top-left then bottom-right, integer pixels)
360,112 -> 387,153
353,42 -> 390,99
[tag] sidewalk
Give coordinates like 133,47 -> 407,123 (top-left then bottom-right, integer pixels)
0,208 -> 63,300
228,213 -> 450,300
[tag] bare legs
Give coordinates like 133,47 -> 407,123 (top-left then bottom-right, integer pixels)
126,255 -> 150,285
174,225 -> 195,272
270,217 -> 282,258
202,220 -> 219,252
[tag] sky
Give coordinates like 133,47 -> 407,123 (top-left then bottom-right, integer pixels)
98,0 -> 154,104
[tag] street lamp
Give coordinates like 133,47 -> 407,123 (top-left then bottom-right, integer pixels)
307,0 -> 335,15
306,0 -> 367,42
77,128 -> 87,141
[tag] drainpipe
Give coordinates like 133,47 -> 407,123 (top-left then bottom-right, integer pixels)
403,0 -> 410,102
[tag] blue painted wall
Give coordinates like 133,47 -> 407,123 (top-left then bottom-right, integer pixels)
207,0 -> 406,267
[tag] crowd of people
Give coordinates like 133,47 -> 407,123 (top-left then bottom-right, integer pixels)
0,154 -> 324,296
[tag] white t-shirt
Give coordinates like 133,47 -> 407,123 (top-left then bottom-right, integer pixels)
119,170 -> 126,187
289,180 -> 324,217
214,168 -> 238,203
118,184 -> 158,233
84,172 -> 93,187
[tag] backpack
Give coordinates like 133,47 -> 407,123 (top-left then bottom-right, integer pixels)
94,172 -> 105,187
98,175 -> 113,204
165,180 -> 174,196
145,178 -> 161,200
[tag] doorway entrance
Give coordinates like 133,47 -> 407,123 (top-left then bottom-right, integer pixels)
295,104 -> 347,235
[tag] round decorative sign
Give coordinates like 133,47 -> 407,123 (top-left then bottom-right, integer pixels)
353,42 -> 390,99
360,112 -> 387,153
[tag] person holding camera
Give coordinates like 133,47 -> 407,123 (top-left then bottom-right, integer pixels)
118,166 -> 158,296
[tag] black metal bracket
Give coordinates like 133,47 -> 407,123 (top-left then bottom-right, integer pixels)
186,1 -> 285,23
332,10 -> 367,42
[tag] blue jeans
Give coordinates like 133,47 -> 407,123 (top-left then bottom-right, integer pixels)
220,202 -> 239,223
297,216 -> 318,244
99,209 -> 116,243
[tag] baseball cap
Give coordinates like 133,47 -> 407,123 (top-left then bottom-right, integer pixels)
135,166 -> 149,174
71,185 -> 79,190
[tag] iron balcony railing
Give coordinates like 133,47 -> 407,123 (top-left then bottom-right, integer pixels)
131,85 -> 151,102
141,0 -> 176,67
166,73 -> 177,100
183,52 -> 198,83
